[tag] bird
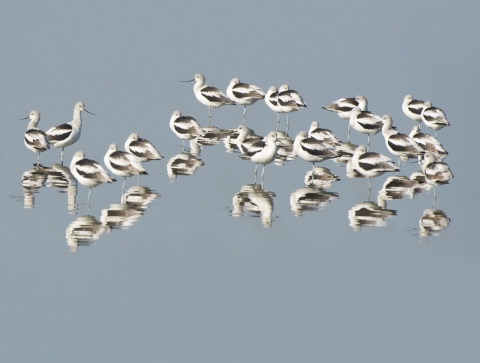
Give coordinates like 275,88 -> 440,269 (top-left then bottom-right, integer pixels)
226,78 -> 265,123
104,143 -> 148,191
381,115 -> 424,165
293,131 -> 338,172
264,86 -> 284,129
169,110 -> 205,147
349,107 -> 383,146
323,95 -> 368,120
244,131 -> 279,183
236,124 -> 262,155
182,73 -> 235,123
307,121 -> 341,147
421,101 -> 450,138
351,145 -> 399,189
276,84 -> 307,129
409,125 -> 448,159
21,110 -> 50,164
124,133 -> 163,163
46,102 -> 96,163
70,151 -> 115,204
402,95 -> 428,130
422,152 -> 453,200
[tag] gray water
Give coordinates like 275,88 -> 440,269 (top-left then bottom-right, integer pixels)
2,1 -> 479,362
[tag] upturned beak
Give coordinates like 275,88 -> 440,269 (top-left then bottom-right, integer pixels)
20,116 -> 29,120
181,79 -> 195,83
84,109 -> 97,115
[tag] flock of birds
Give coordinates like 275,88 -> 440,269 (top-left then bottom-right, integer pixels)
20,73 -> 454,237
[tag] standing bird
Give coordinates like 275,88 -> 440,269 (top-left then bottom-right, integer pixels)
104,143 -> 147,191
236,124 -> 262,155
226,78 -> 265,123
244,131 -> 279,183
21,110 -> 50,163
70,151 -> 115,204
169,110 -> 205,147
46,102 -> 96,163
264,86 -> 284,129
182,73 -> 235,124
402,95 -> 428,131
307,121 -> 341,147
409,125 -> 448,159
125,133 -> 163,163
349,107 -> 383,146
421,101 -> 450,138
381,115 -> 424,165
277,84 -> 307,130
293,131 -> 338,172
422,152 -> 453,199
323,95 -> 368,140
352,145 -> 399,189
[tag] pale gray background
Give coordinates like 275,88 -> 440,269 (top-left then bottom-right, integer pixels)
1,1 -> 479,362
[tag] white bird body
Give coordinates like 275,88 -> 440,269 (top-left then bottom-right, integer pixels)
422,152 -> 453,187
246,131 -> 278,166
70,151 -> 115,188
236,125 -> 261,154
352,145 -> 399,179
169,110 -> 205,142
104,144 -> 147,178
307,121 -> 340,147
22,110 -> 50,158
421,101 -> 450,137
402,95 -> 428,123
277,84 -> 307,113
125,133 -> 163,162
381,115 -> 424,161
323,95 -> 368,120
264,86 -> 283,114
293,131 -> 337,164
409,125 -> 448,159
349,107 -> 383,138
226,78 -> 265,106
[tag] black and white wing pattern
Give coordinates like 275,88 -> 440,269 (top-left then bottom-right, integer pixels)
232,83 -> 265,100
300,138 -> 337,158
46,123 -> 73,143
323,97 -> 358,113
356,112 -> 383,131
201,86 -> 235,104
244,139 -> 266,158
76,159 -> 114,183
387,134 -> 423,155
424,162 -> 453,185
24,129 -> 50,152
173,116 -> 205,136
127,139 -> 163,161
358,152 -> 398,172
422,107 -> 449,128
278,90 -> 307,109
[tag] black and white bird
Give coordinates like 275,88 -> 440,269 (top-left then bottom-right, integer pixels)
46,102 -> 95,163
236,124 -> 262,155
70,151 -> 115,203
409,125 -> 448,160
169,110 -> 205,147
182,73 -> 235,122
381,115 -> 424,165
277,84 -> 307,128
402,95 -> 428,130
104,144 -> 147,189
21,110 -> 50,163
351,145 -> 399,189
124,133 -> 163,163
349,107 -> 383,146
264,86 -> 284,129
307,121 -> 341,147
226,78 -> 265,123
244,131 -> 279,182
293,131 -> 337,171
422,152 -> 453,199
421,101 -> 450,138
323,95 -> 368,120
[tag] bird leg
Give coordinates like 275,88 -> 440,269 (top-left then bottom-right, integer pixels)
243,106 -> 246,124
261,165 -> 266,181
347,124 -> 351,142
276,113 -> 280,131
61,147 -> 64,165
254,164 -> 258,184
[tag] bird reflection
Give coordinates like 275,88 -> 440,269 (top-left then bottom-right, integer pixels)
21,163 -> 78,212
196,126 -> 232,146
290,186 -> 338,216
333,141 -> 359,164
65,215 -> 110,252
419,209 -> 450,239
378,175 -> 418,201
167,152 -> 204,180
274,131 -> 295,166
409,170 -> 434,197
232,184 -> 275,228
304,167 -> 340,188
348,200 -> 397,231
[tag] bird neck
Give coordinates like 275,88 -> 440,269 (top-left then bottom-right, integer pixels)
27,118 -> 39,130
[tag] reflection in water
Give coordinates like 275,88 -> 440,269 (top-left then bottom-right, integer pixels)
196,126 -> 232,147
304,167 -> 340,188
333,141 -> 359,164
21,164 -> 78,212
409,170 -> 434,196
232,184 -> 275,228
274,131 -> 295,166
167,152 -> 204,181
419,209 -> 450,239
290,186 -> 338,216
348,200 -> 397,232
378,176 -> 418,201
65,215 -> 111,252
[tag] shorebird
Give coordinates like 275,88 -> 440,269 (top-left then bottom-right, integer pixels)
277,84 -> 307,129
70,151 -> 115,204
236,124 -> 262,155
21,110 -> 50,163
323,95 -> 368,119
402,95 -> 428,131
349,107 -> 383,146
226,78 -> 265,123
293,131 -> 338,172
124,133 -> 163,163
352,145 -> 399,189
307,121 -> 341,147
169,110 -> 205,147
104,143 -> 147,190
182,73 -> 235,123
409,125 -> 448,160
421,101 -> 450,138
46,102 -> 95,163
264,86 -> 284,129
244,131 -> 279,183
